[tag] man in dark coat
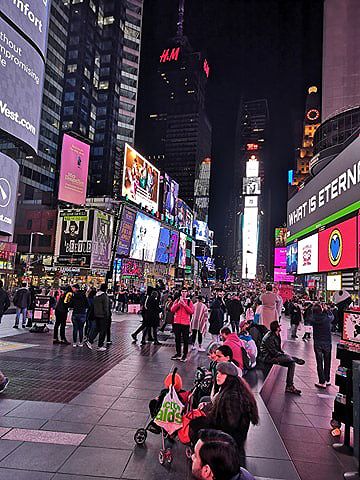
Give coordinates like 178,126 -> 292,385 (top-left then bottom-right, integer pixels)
141,290 -> 162,345
227,294 -> 244,334
0,280 -> 10,324
311,303 -> 334,388
13,282 -> 31,328
209,290 -> 226,341
85,284 -> 110,351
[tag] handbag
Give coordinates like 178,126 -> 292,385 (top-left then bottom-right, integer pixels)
154,384 -> 184,435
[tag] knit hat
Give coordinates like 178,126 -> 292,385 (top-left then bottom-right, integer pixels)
164,372 -> 183,391
216,362 -> 238,377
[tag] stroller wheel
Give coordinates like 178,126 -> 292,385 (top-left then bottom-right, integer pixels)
165,448 -> 173,464
185,446 -> 193,459
134,428 -> 147,445
158,449 -> 165,465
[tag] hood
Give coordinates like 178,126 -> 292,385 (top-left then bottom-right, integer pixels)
226,333 -> 242,343
96,291 -> 105,297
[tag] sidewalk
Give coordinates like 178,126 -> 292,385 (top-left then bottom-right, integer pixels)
0,313 -> 301,479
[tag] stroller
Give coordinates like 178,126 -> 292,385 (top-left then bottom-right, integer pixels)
134,367 -> 213,465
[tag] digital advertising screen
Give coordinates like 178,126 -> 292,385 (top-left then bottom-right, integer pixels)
117,207 -> 136,256
245,196 -> 258,208
343,310 -> 360,345
327,274 -> 342,291
175,198 -> 193,233
1,0 -> 51,59
129,212 -> 160,262
121,258 -> 144,277
122,144 -> 160,212
0,17 -> 45,152
162,173 -> 179,220
156,227 -> 171,264
90,210 -> 113,270
242,206 -> 259,279
0,153 -> 19,236
318,217 -> 357,272
193,220 -> 209,243
275,227 -> 287,247
168,231 -> 179,264
274,247 -> 287,268
243,177 -> 261,195
274,267 -> 294,283
178,232 -> 187,268
58,134 -> 90,205
297,233 -> 319,274
286,242 -> 298,274
246,158 -> 259,177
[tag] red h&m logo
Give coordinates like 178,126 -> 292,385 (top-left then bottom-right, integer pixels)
203,59 -> 210,78
159,47 -> 180,63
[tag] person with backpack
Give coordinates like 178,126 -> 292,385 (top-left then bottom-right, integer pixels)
220,326 -> 246,375
0,280 -> 10,325
239,320 -> 258,369
53,286 -> 72,345
170,287 -> 195,362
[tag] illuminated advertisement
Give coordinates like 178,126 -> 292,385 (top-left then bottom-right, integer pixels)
243,177 -> 261,195
274,268 -> 295,283
122,144 -> 160,212
178,232 -> 187,268
318,217 -> 357,272
193,220 -> 209,243
0,18 -> 45,152
121,258 -> 144,277
175,198 -> 193,233
242,207 -> 259,279
0,242 -> 17,270
129,212 -> 160,262
275,227 -> 287,247
297,233 -> 319,274
343,310 -> 360,344
274,248 -> 287,267
327,275 -> 342,291
156,227 -> 170,264
58,134 -> 90,205
168,231 -> 179,264
246,157 -> 259,177
245,196 -> 258,208
90,210 -> 113,270
286,242 -> 298,274
0,153 -> 19,236
54,209 -> 92,267
1,0 -> 51,59
117,207 -> 136,256
162,173 -> 179,221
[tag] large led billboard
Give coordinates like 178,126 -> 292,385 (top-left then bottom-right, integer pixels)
274,267 -> 294,283
162,173 -> 179,221
245,196 -> 258,208
156,227 -> 171,264
168,231 -> 179,264
274,248 -> 286,268
193,220 -> 209,243
117,207 -> 136,256
297,233 -> 319,274
175,198 -> 193,233
287,135 -> 360,239
318,216 -> 357,272
243,177 -> 261,195
246,158 -> 259,177
58,134 -> 90,205
0,18 -> 45,152
286,242 -> 298,274
129,212 -> 160,262
242,207 -> 259,279
0,153 -> 19,236
1,0 -> 51,59
122,144 -> 160,212
90,210 -> 113,270
178,232 -> 187,268
275,227 -> 287,247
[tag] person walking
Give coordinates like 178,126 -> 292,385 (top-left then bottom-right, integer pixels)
171,287 -> 195,362
227,294 -> 243,334
68,284 -> 88,347
131,286 -> 153,342
302,301 -> 313,341
13,282 -> 31,329
209,290 -> 226,342
311,303 -> 334,389
260,284 -> 279,329
85,284 -> 110,351
191,295 -> 208,351
0,280 -> 10,325
141,290 -> 162,345
289,301 -> 302,339
53,286 -> 72,344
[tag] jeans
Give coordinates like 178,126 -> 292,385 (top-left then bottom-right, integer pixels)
314,343 -> 332,384
72,313 -> 86,344
191,329 -> 203,346
230,317 -> 240,334
54,311 -> 67,341
15,307 -> 27,326
173,323 -> 189,357
272,354 -> 296,387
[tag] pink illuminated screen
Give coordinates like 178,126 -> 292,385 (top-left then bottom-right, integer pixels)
274,267 -> 294,283
58,134 -> 90,205
274,247 -> 287,267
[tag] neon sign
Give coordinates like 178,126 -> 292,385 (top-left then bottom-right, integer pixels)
203,59 -> 210,78
160,47 -> 180,63
246,143 -> 259,151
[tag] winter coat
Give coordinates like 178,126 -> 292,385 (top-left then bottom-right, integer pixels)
260,331 -> 284,363
223,333 -> 245,370
93,292 -> 110,319
209,298 -> 226,334
55,293 -> 70,315
260,292 -> 278,328
311,310 -> 334,346
239,333 -> 258,368
13,287 -> 31,309
303,305 -> 313,326
171,299 -> 194,326
146,295 -> 162,327
0,288 -> 10,316
191,301 -> 208,333
69,291 -> 88,314
290,305 -> 302,325
227,299 -> 244,321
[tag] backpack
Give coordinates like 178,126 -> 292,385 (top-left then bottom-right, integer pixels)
241,346 -> 251,371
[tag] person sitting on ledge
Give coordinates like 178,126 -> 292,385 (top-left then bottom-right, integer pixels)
260,320 -> 305,395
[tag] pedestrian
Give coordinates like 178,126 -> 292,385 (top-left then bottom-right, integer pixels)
0,280 -> 10,324
131,286 -> 153,342
260,284 -> 279,329
159,294 -> 174,332
209,290 -> 226,342
170,287 -> 195,362
333,289 -> 352,333
26,285 -> 37,327
260,321 -> 305,395
68,284 -> 88,347
311,303 -> 334,389
117,286 -> 128,313
141,290 -> 162,345
13,282 -> 31,329
302,301 -> 313,341
85,284 -> 110,351
53,286 -> 71,344
85,287 -> 97,340
289,301 -> 302,339
227,293 -> 243,334
191,295 -> 208,351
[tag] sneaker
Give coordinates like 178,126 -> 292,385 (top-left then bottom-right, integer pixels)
198,346 -> 205,352
131,333 -> 137,342
171,354 -> 181,360
61,339 -> 70,345
326,381 -> 331,386
106,341 -> 112,345
13,325 -> 18,329
53,339 -> 60,344
72,343 -> 77,347
154,341 -> 162,345
191,345 -> 197,351
97,346 -> 106,351
85,341 -> 93,350
315,383 -> 326,389
22,325 -> 26,329
78,343 -> 84,347
285,385 -> 302,395
294,358 -> 305,365
0,378 -> 9,393
180,356 -> 187,363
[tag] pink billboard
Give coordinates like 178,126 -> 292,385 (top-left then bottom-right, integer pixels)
58,134 -> 90,205
274,247 -> 287,267
274,267 -> 294,283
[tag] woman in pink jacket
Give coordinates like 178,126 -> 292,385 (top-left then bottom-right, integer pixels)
170,288 -> 195,362
260,284 -> 280,329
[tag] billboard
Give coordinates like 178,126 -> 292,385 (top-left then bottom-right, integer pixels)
275,227 -> 287,247
178,232 -> 187,268
1,0 -> 51,59
122,144 -> 160,212
156,227 -> 171,264
162,173 -> 179,221
58,134 -> 90,205
175,198 -> 193,233
274,247 -> 286,268
318,217 -> 357,272
121,258 -> 144,277
274,267 -> 295,283
54,209 -> 92,267
0,242 -> 17,270
129,212 -> 160,262
243,177 -> 261,195
117,207 -> 136,256
242,207 -> 259,279
246,158 -> 259,177
343,310 -> 360,344
327,274 -> 342,291
169,231 -> 179,264
297,233 -> 319,274
0,18 -> 45,152
193,220 -> 209,243
286,242 -> 298,274
90,210 -> 113,270
245,196 -> 258,208
0,153 -> 19,236
287,135 -> 360,239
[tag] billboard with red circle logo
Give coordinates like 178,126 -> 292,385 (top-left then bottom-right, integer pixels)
318,216 -> 357,272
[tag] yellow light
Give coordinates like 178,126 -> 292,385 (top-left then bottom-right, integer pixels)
308,86 -> 318,94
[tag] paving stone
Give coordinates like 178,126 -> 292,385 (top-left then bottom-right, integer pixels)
5,401 -> 64,420
41,420 -> 95,435
0,468 -> 53,480
52,405 -> 108,424
81,425 -> 136,450
2,428 -> 86,446
98,409 -> 148,429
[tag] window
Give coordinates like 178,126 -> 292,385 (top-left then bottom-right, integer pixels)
99,81 -> 109,90
38,235 -> 51,247
27,219 -> 32,230
67,64 -> 77,73
47,219 -> 54,231
64,92 -> 75,102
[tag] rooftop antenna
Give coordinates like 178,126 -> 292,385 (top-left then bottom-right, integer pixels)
176,0 -> 185,37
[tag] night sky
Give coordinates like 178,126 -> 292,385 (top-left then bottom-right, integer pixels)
136,0 -> 323,260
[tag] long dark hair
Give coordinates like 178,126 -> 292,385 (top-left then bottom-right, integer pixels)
213,375 -> 259,426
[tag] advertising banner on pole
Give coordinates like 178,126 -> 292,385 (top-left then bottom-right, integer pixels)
90,210 -> 113,270
0,153 -> 19,236
156,227 -> 170,264
169,231 -> 179,265
117,207 -> 136,256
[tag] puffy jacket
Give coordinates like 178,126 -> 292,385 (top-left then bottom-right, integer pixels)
171,298 -> 194,326
311,310 -> 334,345
227,299 -> 244,320
239,333 -> 258,368
260,331 -> 283,363
223,333 -> 245,370
13,287 -> 31,309
93,292 -> 110,319
0,288 -> 10,316
69,291 -> 88,314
